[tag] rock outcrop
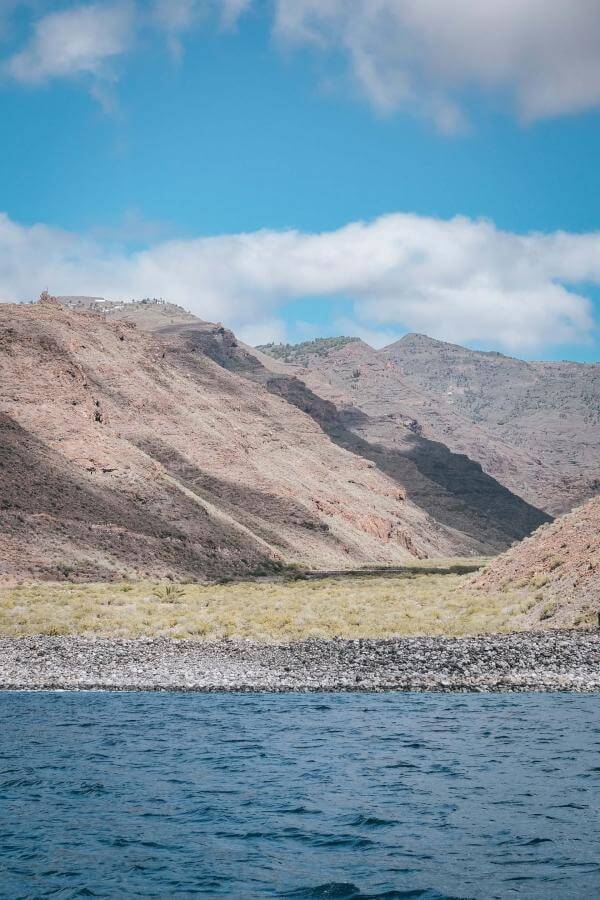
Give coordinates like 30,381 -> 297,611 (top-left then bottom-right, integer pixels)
381,333 -> 600,514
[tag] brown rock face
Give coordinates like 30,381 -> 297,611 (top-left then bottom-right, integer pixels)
1,303 -> 475,582
245,337 -> 550,547
472,497 -> 600,627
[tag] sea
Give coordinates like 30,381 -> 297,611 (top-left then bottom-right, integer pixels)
1,691 -> 599,899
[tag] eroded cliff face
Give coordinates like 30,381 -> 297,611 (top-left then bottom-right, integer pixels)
1,302 -> 468,582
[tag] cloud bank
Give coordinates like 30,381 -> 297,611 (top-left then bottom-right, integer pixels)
274,0 -> 600,130
0,211 -> 598,353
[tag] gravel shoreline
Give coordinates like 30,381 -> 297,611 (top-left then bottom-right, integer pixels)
1,630 -> 600,692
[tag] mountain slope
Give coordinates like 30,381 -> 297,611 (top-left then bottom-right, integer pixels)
0,301 -> 476,581
472,497 -> 600,628
381,333 -> 600,513
139,314 -> 550,552
257,333 -> 599,516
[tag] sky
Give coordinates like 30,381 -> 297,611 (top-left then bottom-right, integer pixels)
1,1 -> 600,360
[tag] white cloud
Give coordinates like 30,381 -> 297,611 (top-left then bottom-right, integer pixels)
3,0 -> 251,95
4,1 -> 600,128
5,2 -> 135,86
236,317 -> 287,347
0,211 -> 598,353
273,0 -> 600,129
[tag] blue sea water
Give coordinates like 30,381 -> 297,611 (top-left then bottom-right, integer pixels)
1,693 -> 599,899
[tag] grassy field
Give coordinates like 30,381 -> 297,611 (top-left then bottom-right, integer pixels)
0,560 -> 544,640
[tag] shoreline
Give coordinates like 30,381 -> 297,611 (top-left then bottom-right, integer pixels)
1,630 -> 599,693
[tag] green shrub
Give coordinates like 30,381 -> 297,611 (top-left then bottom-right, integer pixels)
152,584 -> 185,602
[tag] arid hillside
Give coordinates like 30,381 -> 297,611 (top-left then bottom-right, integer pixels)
123,307 -> 549,553
382,334 -> 600,514
57,296 -> 200,331
258,333 -> 600,515
472,497 -> 600,628
0,300 -> 504,582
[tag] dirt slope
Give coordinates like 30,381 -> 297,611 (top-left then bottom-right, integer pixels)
472,497 -> 600,627
0,301 -> 475,582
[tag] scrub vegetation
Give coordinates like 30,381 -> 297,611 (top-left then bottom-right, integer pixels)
0,561 -> 557,641
258,336 -> 360,365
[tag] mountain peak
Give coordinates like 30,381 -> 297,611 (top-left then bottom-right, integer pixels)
384,332 -> 512,361
396,332 -> 444,347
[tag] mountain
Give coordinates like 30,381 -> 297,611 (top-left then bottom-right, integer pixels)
1,299 -> 502,583
472,497 -> 600,628
257,333 -> 600,516
382,333 -> 600,514
123,304 -> 549,553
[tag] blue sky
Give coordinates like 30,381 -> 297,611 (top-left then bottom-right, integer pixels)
1,0 -> 600,361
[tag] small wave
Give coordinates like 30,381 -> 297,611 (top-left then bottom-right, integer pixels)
283,886 -> 454,899
0,776 -> 42,789
283,883 -> 362,898
71,782 -> 107,796
277,805 -> 320,816
312,835 -> 375,849
348,814 -> 395,828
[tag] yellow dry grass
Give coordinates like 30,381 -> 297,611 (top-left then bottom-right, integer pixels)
0,564 -> 540,641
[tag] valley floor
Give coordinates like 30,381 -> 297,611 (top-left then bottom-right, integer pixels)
0,561 -> 557,642
2,563 -> 597,692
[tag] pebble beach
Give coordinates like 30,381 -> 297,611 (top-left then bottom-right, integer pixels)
1,630 -> 599,692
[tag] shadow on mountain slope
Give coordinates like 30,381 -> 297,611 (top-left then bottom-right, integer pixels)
154,321 -> 551,553
264,376 -> 551,552
135,437 -> 336,553
0,413 -> 272,580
